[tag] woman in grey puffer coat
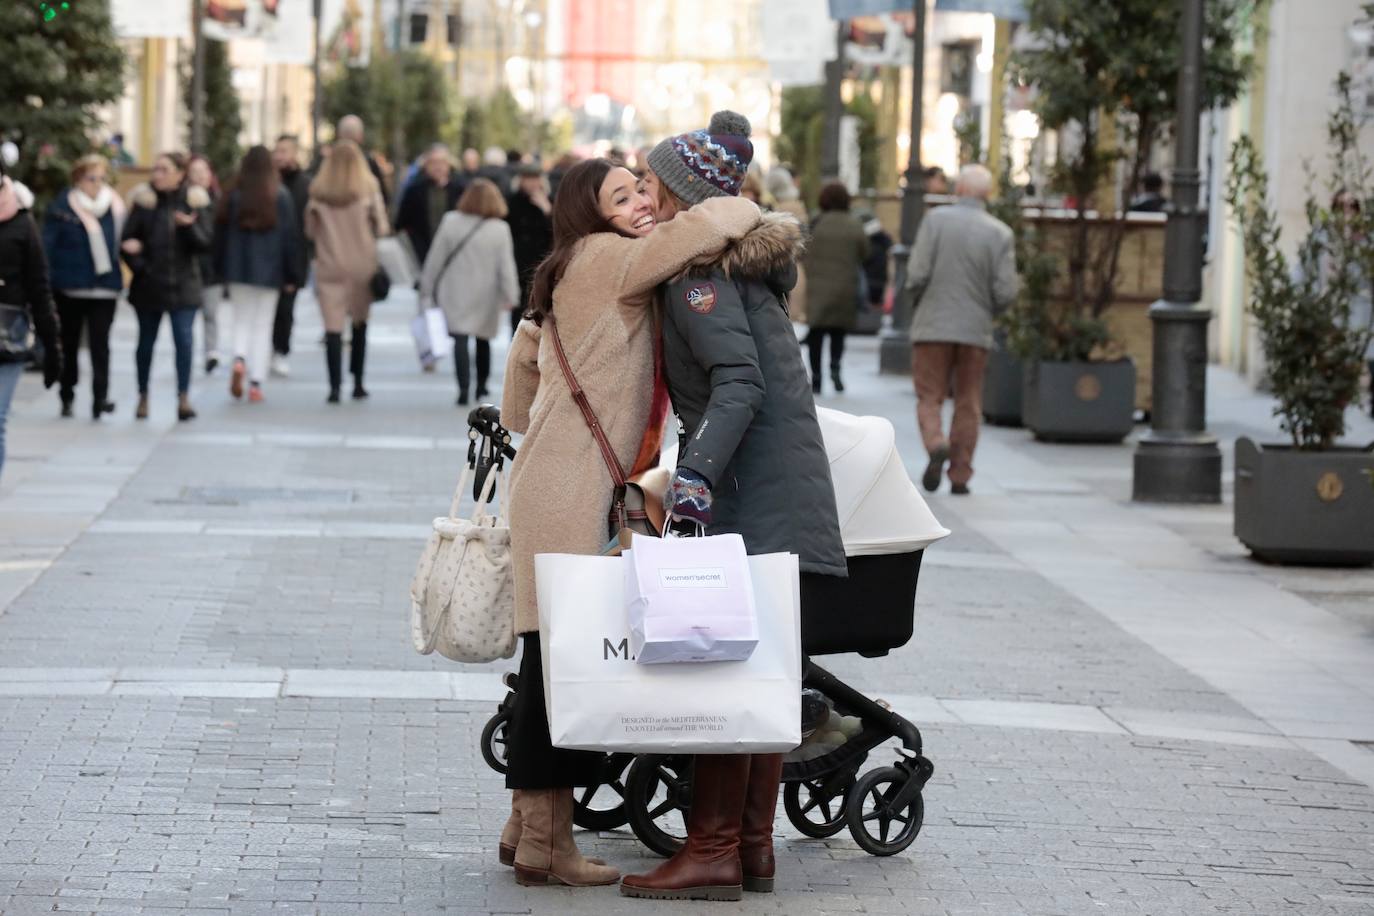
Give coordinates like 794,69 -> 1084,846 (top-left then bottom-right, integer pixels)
620,111 -> 845,904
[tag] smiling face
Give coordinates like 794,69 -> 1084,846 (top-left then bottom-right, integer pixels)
643,169 -> 681,224
597,166 -> 654,237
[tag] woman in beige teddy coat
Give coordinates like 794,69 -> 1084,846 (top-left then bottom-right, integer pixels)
496,157 -> 759,890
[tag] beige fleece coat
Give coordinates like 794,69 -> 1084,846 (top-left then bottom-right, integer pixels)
305,192 -> 389,332
501,196 -> 761,634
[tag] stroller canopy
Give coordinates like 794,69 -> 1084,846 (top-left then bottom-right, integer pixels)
815,407 -> 950,556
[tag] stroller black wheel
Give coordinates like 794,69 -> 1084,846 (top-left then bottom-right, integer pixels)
479,711 -> 510,774
844,766 -> 924,856
784,776 -> 852,838
572,753 -> 634,832
626,754 -> 692,858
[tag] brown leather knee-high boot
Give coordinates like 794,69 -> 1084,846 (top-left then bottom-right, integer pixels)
512,788 -> 619,887
739,753 -> 784,892
619,754 -> 751,901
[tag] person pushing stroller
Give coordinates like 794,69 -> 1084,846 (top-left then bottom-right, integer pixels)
619,111 -> 848,901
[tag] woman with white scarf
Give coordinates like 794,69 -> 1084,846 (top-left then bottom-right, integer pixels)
42,155 -> 126,419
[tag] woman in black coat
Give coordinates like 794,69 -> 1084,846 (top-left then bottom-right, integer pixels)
504,163 -> 553,333
120,152 -> 215,421
0,165 -> 62,479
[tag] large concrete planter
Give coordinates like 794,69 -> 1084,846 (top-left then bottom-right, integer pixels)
982,343 -> 1023,427
1234,437 -> 1374,565
1022,360 -> 1136,443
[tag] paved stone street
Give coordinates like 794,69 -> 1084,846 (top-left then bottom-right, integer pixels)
2,291 -> 1373,915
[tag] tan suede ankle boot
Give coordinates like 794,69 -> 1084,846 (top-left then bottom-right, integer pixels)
513,788 -> 619,887
499,791 -> 522,866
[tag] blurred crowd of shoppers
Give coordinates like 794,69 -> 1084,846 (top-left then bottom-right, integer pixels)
0,110 -> 909,480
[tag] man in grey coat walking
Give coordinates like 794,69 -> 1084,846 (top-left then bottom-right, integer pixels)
905,164 -> 1018,494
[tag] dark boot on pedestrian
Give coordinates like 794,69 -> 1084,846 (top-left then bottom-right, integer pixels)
92,399 -> 116,420
620,754 -> 750,901
830,364 -> 845,394
512,787 -> 619,887
177,393 -> 197,422
60,396 -> 73,418
325,332 -> 343,404
922,444 -> 948,493
350,322 -> 368,399
738,753 -> 784,893
135,394 -> 149,420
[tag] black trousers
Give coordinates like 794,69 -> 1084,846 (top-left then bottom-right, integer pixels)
273,287 -> 297,356
505,633 -> 607,789
808,328 -> 847,378
56,294 -> 117,406
452,333 -> 491,396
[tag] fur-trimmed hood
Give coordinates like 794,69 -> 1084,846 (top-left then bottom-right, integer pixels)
131,183 -> 211,210
677,209 -> 804,281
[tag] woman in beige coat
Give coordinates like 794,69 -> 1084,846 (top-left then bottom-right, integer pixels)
496,158 -> 760,889
305,140 -> 389,403
419,178 -> 519,405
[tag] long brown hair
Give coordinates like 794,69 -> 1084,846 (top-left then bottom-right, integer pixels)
221,145 -> 279,231
525,158 -> 615,325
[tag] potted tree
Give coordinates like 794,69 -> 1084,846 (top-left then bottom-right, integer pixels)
1005,0 -> 1248,442
1224,74 -> 1374,566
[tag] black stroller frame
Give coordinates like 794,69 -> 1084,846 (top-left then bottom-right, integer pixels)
467,407 -> 936,857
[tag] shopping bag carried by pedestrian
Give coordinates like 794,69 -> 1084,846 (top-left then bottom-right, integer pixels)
624,531 -> 758,664
409,455 -> 516,663
410,307 -> 449,368
536,550 -> 800,754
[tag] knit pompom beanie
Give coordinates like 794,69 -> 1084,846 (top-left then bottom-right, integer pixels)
647,110 -> 754,206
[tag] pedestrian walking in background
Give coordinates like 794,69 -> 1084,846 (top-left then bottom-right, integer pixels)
42,154 -> 124,420
767,166 -> 809,323
336,115 -> 390,207
498,158 -> 760,890
479,146 -> 512,189
214,145 -> 302,405
305,140 -> 389,404
460,148 -> 481,183
505,162 -> 553,333
906,164 -> 1018,495
396,145 -> 465,265
802,181 -> 869,395
121,152 -> 213,421
859,208 -> 893,313
185,156 -> 222,374
420,178 -> 518,406
1129,172 -> 1168,213
271,134 -> 312,378
0,162 -> 61,478
627,110 -> 846,902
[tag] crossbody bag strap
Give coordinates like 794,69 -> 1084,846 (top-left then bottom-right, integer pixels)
431,220 -> 485,292
545,314 -> 628,489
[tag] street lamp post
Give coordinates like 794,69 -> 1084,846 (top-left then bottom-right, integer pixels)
820,20 -> 847,181
1131,0 -> 1221,502
311,0 -> 323,153
190,0 -> 206,155
879,0 -> 928,375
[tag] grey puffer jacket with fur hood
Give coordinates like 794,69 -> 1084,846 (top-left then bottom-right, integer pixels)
660,211 -> 847,578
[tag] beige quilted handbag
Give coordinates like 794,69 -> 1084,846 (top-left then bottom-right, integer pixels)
409,460 -> 517,662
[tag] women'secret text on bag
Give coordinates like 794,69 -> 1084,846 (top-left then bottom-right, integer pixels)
624,531 -> 758,664
536,551 -> 800,754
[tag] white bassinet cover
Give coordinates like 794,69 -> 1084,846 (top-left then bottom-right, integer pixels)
815,407 -> 950,556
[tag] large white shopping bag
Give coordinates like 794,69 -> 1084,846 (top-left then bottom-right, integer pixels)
410,307 -> 449,367
624,532 -> 758,664
536,551 -> 801,754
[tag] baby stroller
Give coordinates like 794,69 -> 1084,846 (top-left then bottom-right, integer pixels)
472,405 -> 950,857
